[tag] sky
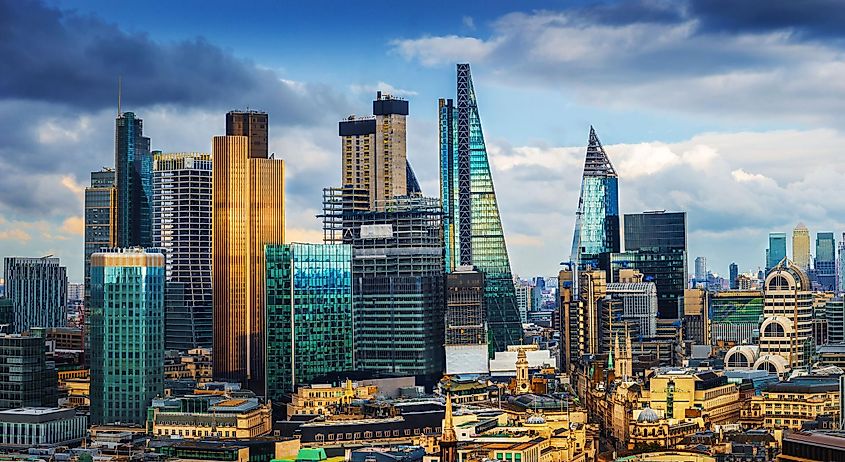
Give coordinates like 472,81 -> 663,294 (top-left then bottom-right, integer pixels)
3,0 -> 845,282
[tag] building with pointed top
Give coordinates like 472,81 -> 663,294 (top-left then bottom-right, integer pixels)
570,127 -> 620,270
440,63 -> 523,353
115,111 -> 153,248
793,223 -> 811,272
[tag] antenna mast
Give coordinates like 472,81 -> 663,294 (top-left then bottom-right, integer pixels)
117,76 -> 122,117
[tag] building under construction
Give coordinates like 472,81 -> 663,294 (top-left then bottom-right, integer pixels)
320,188 -> 445,381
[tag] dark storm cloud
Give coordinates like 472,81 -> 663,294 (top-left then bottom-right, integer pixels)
689,0 -> 845,40
0,0 -> 345,125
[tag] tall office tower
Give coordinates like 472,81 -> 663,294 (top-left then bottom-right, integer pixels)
729,262 -> 739,290
226,111 -> 268,158
816,232 -> 836,291
212,134 -> 284,396
115,112 -> 153,248
439,63 -> 523,352
89,249 -> 164,425
445,267 -> 488,375
152,152 -> 213,350
607,282 -> 658,338
340,92 -> 410,209
3,257 -> 68,333
617,211 -> 688,319
264,243 -> 353,400
84,169 -> 116,303
766,232 -> 787,271
792,223 -> 811,272
564,268 -> 607,358
694,257 -> 707,283
757,259 -> 813,374
826,297 -> 844,344
0,334 -> 58,410
838,234 -> 845,293
322,193 -> 445,379
683,288 -> 709,345
708,290 -> 764,345
570,127 -> 620,270
514,282 -> 531,323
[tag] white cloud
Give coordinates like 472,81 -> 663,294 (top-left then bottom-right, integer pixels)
349,81 -> 418,97
391,35 -> 500,67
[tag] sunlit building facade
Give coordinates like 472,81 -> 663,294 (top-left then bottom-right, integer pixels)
89,248 -> 165,425
212,134 -> 284,396
756,259 -> 813,374
792,223 -> 811,272
84,169 -> 116,306
265,243 -> 353,400
440,63 -> 523,352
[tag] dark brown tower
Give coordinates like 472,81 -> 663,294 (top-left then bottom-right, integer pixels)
226,111 -> 268,158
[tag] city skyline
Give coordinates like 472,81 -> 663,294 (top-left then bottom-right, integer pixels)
5,1 -> 845,282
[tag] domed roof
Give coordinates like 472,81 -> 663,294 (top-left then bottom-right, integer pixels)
765,259 -> 811,291
526,414 -> 546,425
637,407 -> 660,423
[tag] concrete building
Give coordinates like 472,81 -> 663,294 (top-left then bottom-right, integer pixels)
607,282 -> 658,338
445,267 -> 487,375
226,110 -> 268,158
89,249 -> 164,425
148,396 -> 271,439
514,282 -> 531,324
212,131 -> 284,396
152,152 -> 213,350
756,259 -> 813,374
793,223 -> 812,272
743,376 -> 840,430
3,257 -> 67,333
0,407 -> 87,449
827,297 -> 845,344
644,370 -> 740,425
683,288 -> 709,345
0,334 -> 58,410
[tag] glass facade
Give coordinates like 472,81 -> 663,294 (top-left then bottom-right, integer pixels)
766,232 -> 787,271
115,112 -> 152,248
265,243 -> 353,400
708,291 -> 763,344
3,257 -> 67,333
439,63 -> 523,352
84,169 -> 116,305
571,127 -> 620,270
89,249 -> 165,425
815,232 -> 836,290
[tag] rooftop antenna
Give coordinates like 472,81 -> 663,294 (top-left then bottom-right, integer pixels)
117,76 -> 122,117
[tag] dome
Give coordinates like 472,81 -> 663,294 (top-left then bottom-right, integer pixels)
725,345 -> 759,370
637,407 -> 660,423
526,414 -> 546,425
765,259 -> 811,291
753,354 -> 790,374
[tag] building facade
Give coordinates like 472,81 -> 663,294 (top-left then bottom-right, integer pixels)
766,232 -> 787,272
729,262 -> 739,290
0,335 -> 58,410
115,111 -> 153,248
84,169 -> 116,305
793,223 -> 811,272
152,152 -> 213,350
148,396 -> 271,439
827,297 -> 845,344
709,290 -> 763,345
756,260 -> 813,374
816,232 -> 836,291
3,257 -> 67,333
0,408 -> 87,449
89,249 -> 165,425
265,243 -> 353,399
445,268 -> 488,375
607,282 -> 658,338
226,110 -> 268,158
440,63 -> 523,352
212,134 -> 284,396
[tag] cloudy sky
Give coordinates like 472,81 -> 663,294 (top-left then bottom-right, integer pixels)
2,0 -> 845,282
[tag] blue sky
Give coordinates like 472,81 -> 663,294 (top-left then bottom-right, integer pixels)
4,0 -> 845,282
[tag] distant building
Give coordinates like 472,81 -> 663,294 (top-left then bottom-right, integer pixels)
729,262 -> 739,290
0,334 -> 58,410
226,110 -> 268,159
756,260 -> 813,374
265,243 -> 353,399
816,232 -> 836,291
709,291 -> 763,346
445,267 -> 487,375
793,223 -> 812,272
744,376 -> 840,430
114,111 -> 153,248
90,249 -> 164,425
84,169 -> 116,305
148,395 -> 271,439
838,233 -> 845,293
514,282 -> 531,323
0,407 -> 87,449
827,298 -> 845,344
607,282 -> 658,338
683,288 -> 709,345
694,257 -> 707,283
3,257 -> 67,333
766,232 -> 787,271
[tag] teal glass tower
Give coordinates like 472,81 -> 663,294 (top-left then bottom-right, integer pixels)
89,249 -> 164,425
766,232 -> 787,271
439,63 -> 523,352
265,243 -> 353,400
571,127 -> 620,270
115,112 -> 153,248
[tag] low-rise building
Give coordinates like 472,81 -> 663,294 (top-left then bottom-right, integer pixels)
742,376 -> 840,431
287,380 -> 378,418
148,396 -> 272,439
0,407 -> 87,449
643,370 -> 741,425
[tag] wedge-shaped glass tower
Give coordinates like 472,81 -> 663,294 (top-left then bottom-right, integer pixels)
571,127 -> 620,269
440,63 -> 523,352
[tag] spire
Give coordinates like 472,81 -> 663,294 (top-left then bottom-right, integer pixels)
583,126 -> 616,177
613,333 -> 620,372
607,337 -> 615,372
442,393 -> 457,443
117,76 -> 122,117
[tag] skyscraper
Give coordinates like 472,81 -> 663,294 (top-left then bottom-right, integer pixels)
816,232 -> 836,291
0,334 -> 58,410
570,127 -> 620,270
766,232 -> 787,271
694,257 -> 707,283
618,211 -> 688,319
838,233 -> 845,293
792,223 -> 811,272
439,63 -> 523,352
757,259 -> 812,373
226,111 -> 268,159
729,262 -> 739,290
152,152 -> 213,350
340,92 -> 410,209
445,267 -> 487,375
212,133 -> 284,396
115,112 -> 153,248
89,249 -> 164,425
3,257 -> 67,333
265,243 -> 353,399
84,169 -> 116,305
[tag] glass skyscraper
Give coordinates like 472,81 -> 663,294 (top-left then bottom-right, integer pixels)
152,152 -> 212,350
571,127 -> 620,270
439,63 -> 523,352
84,169 -> 116,305
816,232 -> 836,291
766,232 -> 787,271
265,243 -> 353,400
3,257 -> 67,333
115,112 -> 153,248
89,249 -> 164,425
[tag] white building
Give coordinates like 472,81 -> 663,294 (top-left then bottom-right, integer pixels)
606,282 -> 658,338
0,407 -> 87,449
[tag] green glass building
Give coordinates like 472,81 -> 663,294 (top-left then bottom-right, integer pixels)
265,243 -> 353,400
89,249 -> 165,425
439,63 -> 523,352
708,291 -> 764,345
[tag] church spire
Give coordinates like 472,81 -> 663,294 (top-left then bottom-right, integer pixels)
440,393 -> 458,462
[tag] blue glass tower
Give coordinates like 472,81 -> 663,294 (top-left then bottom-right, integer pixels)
766,232 -> 787,271
440,63 -> 523,352
816,232 -> 836,290
115,112 -> 153,248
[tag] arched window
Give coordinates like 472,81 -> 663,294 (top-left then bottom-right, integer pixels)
767,275 -> 790,290
764,322 -> 785,337
726,352 -> 749,368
